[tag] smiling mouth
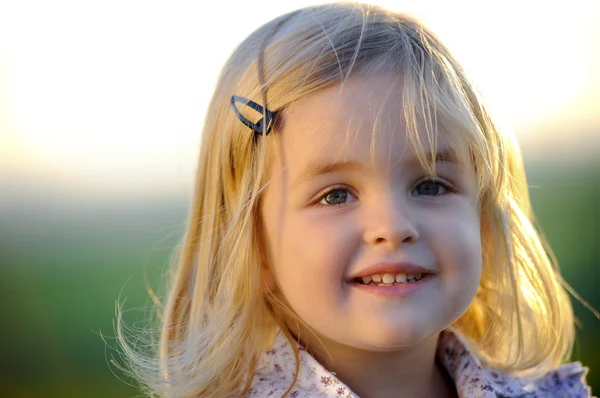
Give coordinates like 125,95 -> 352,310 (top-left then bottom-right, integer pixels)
352,272 -> 427,286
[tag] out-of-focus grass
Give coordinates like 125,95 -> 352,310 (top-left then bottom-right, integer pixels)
0,198 -> 186,397
527,161 -> 600,385
0,161 -> 598,397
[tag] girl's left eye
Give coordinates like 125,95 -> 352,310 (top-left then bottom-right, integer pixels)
412,179 -> 451,196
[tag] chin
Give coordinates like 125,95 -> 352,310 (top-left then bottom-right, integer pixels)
349,321 -> 438,351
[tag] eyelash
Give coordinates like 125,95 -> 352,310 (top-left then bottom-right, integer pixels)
314,179 -> 454,208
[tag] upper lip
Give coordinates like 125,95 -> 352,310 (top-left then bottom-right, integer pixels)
347,261 -> 435,281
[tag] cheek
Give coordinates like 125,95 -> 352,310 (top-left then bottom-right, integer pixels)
288,213 -> 353,270
264,212 -> 359,326
267,212 -> 357,293
425,204 -> 482,292
446,219 -> 481,269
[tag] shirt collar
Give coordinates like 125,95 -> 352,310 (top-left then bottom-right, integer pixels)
248,328 -> 590,397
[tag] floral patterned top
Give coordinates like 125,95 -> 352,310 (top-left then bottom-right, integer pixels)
247,328 -> 592,397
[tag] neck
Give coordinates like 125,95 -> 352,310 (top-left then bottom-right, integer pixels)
298,331 -> 456,398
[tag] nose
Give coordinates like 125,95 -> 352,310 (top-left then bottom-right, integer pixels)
363,195 -> 419,248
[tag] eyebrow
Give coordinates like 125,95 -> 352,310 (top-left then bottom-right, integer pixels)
294,148 -> 465,186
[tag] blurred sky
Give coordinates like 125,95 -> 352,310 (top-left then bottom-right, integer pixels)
0,0 -> 599,195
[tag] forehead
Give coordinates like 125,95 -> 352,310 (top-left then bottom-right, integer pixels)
271,73 -> 468,176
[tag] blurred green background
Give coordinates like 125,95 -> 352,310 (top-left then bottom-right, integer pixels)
1,157 -> 599,397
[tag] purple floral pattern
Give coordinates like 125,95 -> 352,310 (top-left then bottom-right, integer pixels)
248,328 -> 592,397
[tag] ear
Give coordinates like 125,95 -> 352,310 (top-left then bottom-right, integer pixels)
477,190 -> 491,229
261,262 -> 277,293
478,198 -> 497,268
255,215 -> 277,293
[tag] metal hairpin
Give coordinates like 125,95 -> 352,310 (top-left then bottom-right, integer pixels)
230,95 -> 275,136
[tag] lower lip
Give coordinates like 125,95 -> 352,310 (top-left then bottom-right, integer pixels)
349,274 -> 434,297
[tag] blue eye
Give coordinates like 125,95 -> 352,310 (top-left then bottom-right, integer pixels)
412,179 -> 449,196
317,187 -> 356,207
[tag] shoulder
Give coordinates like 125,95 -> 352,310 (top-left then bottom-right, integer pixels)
438,330 -> 593,397
484,361 -> 592,398
247,328 -> 357,397
533,362 -> 592,397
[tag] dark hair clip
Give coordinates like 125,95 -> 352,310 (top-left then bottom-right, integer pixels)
230,95 -> 275,136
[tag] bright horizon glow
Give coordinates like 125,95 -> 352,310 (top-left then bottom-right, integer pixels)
1,0 -> 598,193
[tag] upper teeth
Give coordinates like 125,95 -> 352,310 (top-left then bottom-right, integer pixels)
361,273 -> 422,284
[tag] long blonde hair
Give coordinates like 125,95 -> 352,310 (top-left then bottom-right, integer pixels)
117,3 -> 575,396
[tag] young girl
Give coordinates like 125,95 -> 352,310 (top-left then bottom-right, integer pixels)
118,2 -> 592,397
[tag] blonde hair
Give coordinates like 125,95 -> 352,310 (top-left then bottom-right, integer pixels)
117,2 -> 575,396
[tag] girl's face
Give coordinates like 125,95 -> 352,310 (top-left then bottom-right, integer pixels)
261,73 -> 482,352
